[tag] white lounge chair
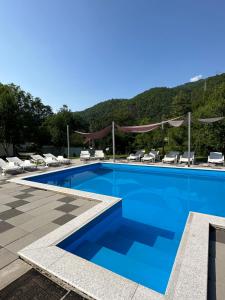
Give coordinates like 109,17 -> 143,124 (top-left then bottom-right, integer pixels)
80,151 -> 91,161
6,157 -> 37,170
94,150 -> 105,160
179,152 -> 195,164
208,152 -> 224,165
142,150 -> 159,162
0,158 -> 22,175
127,150 -> 145,161
30,154 -> 59,166
162,151 -> 180,164
43,153 -> 70,164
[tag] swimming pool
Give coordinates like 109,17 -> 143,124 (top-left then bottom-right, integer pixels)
26,163 -> 225,294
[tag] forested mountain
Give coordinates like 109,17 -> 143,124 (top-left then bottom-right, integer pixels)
77,73 -> 225,129
75,73 -> 225,155
0,73 -> 225,156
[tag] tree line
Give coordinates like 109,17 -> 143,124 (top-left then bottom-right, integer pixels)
0,73 -> 225,157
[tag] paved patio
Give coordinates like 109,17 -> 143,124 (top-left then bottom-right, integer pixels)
0,160 -> 98,297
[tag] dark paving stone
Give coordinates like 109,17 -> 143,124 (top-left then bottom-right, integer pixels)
53,214 -> 75,225
7,200 -> 29,208
55,204 -> 78,213
58,197 -> 76,204
64,291 -> 86,299
22,187 -> 38,193
0,209 -> 23,221
14,193 -> 33,200
0,269 -> 87,300
0,269 -> 66,300
0,221 -> 14,233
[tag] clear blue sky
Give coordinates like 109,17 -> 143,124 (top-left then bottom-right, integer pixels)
0,0 -> 225,111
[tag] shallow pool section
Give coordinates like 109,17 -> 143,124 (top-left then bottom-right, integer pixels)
26,163 -> 225,293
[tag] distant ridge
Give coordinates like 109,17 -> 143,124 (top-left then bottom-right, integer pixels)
75,73 -> 225,131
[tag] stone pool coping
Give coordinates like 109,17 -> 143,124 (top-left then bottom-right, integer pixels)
9,162 -> 225,299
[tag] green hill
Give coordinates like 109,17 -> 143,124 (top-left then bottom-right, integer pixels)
75,73 -> 225,155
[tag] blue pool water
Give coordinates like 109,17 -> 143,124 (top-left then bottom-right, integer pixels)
27,163 -> 225,293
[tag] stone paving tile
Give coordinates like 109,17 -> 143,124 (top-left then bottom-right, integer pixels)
27,200 -> 64,216
7,199 -> 29,208
2,189 -> 27,196
70,202 -> 97,216
5,233 -> 39,254
32,222 -> 59,239
0,221 -> 14,234
14,193 -> 34,200
44,193 -> 68,201
19,210 -> 65,232
7,213 -> 34,226
0,227 -> 28,247
21,194 -> 49,203
28,189 -> 56,197
57,196 -> 76,203
0,196 -> 21,205
0,205 -> 11,213
18,197 -> 60,212
53,214 -> 75,225
55,203 -> 79,213
0,248 -> 18,270
70,198 -> 96,206
21,187 -> 37,193
0,259 -> 32,290
0,209 -> 23,221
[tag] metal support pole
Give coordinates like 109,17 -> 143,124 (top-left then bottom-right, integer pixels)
188,112 -> 191,167
112,121 -> 115,162
67,125 -> 70,158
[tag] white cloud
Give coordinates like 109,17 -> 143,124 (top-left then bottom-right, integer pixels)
190,74 -> 203,82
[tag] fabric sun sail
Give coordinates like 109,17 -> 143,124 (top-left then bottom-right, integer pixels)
75,125 -> 112,143
167,119 -> 186,127
198,117 -> 224,123
116,123 -> 159,133
116,117 -> 183,133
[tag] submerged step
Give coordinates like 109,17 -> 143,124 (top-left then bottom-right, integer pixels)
69,239 -> 168,293
127,240 -> 174,271
91,241 -> 169,293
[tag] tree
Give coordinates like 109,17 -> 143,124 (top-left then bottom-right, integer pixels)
44,105 -> 88,148
0,83 -> 53,154
0,84 -> 19,155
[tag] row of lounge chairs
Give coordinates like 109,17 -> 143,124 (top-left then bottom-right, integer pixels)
80,150 -> 105,161
127,150 -> 225,165
0,153 -> 70,175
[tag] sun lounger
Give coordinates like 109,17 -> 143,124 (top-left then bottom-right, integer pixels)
6,157 -> 37,170
162,151 -> 180,164
30,154 -> 59,166
0,158 -> 22,175
127,150 -> 145,161
80,151 -> 91,161
94,150 -> 105,160
208,152 -> 224,165
179,152 -> 195,164
142,150 -> 159,162
44,153 -> 70,164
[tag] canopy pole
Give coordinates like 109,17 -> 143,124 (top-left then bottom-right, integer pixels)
67,124 -> 70,158
112,121 -> 115,162
188,112 -> 191,167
